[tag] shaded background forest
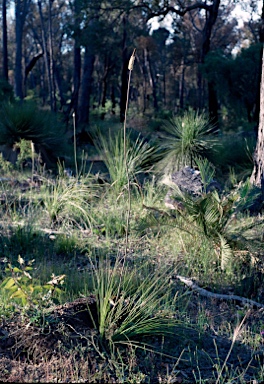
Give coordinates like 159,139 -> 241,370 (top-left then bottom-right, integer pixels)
0,0 -> 263,167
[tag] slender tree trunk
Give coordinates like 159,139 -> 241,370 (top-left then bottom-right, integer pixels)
253,0 -> 264,122
79,45 -> 95,126
146,47 -> 158,111
142,48 -> 148,112
250,48 -> 264,193
15,0 -> 24,98
111,85 -> 116,114
2,0 -> 8,81
48,0 -> 56,111
15,0 -> 31,99
100,56 -> 111,120
120,15 -> 128,123
67,0 -> 82,124
179,58 -> 185,110
54,65 -> 66,109
72,45 -> 81,117
38,0 -> 54,111
101,76 -> 107,120
201,0 -> 221,127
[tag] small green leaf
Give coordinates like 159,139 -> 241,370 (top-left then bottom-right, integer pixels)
25,267 -> 33,271
2,277 -> 16,290
11,289 -> 26,299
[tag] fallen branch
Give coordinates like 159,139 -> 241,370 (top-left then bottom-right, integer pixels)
175,275 -> 264,309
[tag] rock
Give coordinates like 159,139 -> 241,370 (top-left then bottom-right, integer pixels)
164,166 -> 221,209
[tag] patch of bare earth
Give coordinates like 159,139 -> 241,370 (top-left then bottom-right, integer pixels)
0,294 -> 264,382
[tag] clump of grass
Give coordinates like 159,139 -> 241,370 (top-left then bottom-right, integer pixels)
94,130 -> 155,192
88,255 -> 180,355
41,173 -> 99,229
156,109 -> 218,174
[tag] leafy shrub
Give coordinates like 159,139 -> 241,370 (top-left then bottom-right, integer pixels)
1,255 -> 65,308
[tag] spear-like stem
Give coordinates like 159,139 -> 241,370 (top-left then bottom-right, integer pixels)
73,112 -> 78,178
123,48 -> 136,258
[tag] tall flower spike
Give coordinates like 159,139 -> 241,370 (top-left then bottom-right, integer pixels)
128,49 -> 136,71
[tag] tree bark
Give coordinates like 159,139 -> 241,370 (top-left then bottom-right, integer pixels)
201,0 -> 221,127
15,1 -> 23,98
120,16 -> 128,123
2,0 -> 8,81
79,45 -> 95,126
253,0 -> 264,122
15,0 -> 32,99
250,48 -> 264,193
146,47 -> 158,111
48,0 -> 56,111
37,0 -> 55,111
25,52 -> 44,80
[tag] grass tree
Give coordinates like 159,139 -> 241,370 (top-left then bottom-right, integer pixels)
95,130 -> 155,192
250,47 -> 264,198
0,102 -> 66,165
156,109 -> 218,174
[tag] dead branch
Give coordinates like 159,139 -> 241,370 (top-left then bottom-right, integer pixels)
176,275 -> 264,309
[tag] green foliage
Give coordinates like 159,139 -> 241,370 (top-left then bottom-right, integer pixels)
195,157 -> 216,192
89,256 -> 179,351
156,110 -> 218,174
94,130 -> 155,192
210,134 -> 255,180
0,153 -> 14,173
0,102 -> 67,164
1,255 -> 65,308
14,139 -> 37,171
41,174 -> 98,228
0,79 -> 14,103
202,44 -> 262,126
168,163 -> 261,270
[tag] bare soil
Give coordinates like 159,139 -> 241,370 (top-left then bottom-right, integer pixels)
1,293 -> 264,383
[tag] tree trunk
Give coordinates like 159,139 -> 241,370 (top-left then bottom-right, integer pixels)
179,57 -> 185,109
38,0 -> 55,111
146,47 -> 158,112
120,15 -> 128,123
73,45 -> 81,109
250,48 -> 264,193
15,0 -> 31,99
2,0 -> 8,81
253,0 -> 264,122
15,0 -> 24,99
79,45 -> 95,126
48,0 -> 56,111
201,0 -> 221,127
111,85 -> 116,114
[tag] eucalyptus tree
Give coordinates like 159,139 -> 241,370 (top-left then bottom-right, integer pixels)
15,0 -> 31,99
136,0 -> 223,126
2,0 -> 9,80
